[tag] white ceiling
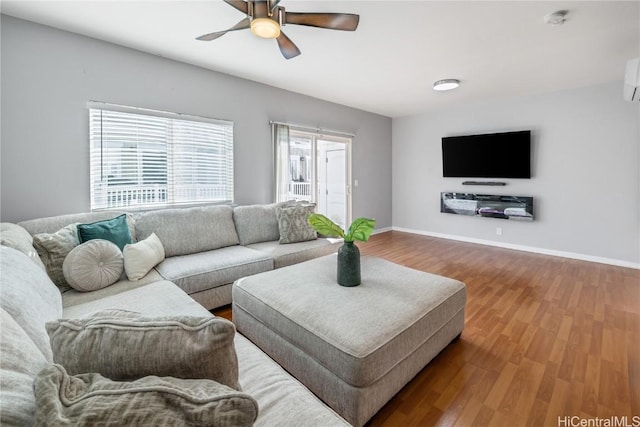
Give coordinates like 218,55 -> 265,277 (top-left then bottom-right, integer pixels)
2,1 -> 638,118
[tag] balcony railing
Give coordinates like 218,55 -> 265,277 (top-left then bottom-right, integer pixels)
104,185 -> 167,208
288,181 -> 312,201
97,182 -> 307,209
174,185 -> 229,202
94,184 -> 229,209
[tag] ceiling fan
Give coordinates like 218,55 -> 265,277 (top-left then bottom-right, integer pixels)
196,0 -> 359,60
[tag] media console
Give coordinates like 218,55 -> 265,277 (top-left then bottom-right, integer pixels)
441,192 -> 534,221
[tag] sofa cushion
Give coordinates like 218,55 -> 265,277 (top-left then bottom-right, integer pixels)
155,246 -> 273,295
233,203 -> 282,246
47,309 -> 240,390
62,240 -> 124,292
0,246 -> 63,361
0,309 -> 50,426
235,333 -> 349,427
61,280 -> 210,320
0,222 -> 46,270
32,223 -> 80,290
134,205 -> 239,257
246,238 -> 342,269
77,214 -> 132,251
123,232 -> 166,281
35,364 -> 258,427
276,204 -> 318,244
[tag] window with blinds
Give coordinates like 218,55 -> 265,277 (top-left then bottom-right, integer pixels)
89,103 -> 233,210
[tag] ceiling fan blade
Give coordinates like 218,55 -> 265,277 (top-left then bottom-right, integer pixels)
269,0 -> 281,11
196,18 -> 250,41
276,31 -> 301,59
284,12 -> 359,31
223,0 -> 249,14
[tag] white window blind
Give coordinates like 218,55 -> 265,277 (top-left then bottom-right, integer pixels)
89,103 -> 233,210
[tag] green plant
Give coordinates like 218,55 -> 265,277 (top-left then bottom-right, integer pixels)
308,214 -> 376,243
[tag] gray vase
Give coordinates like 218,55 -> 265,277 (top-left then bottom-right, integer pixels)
337,241 -> 361,287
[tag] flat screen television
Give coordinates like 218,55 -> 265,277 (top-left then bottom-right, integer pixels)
442,130 -> 531,179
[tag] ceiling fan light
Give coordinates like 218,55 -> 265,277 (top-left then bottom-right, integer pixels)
251,18 -> 281,39
433,79 -> 460,91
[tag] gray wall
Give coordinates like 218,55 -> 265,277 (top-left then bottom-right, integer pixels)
1,15 -> 392,228
393,82 -> 640,265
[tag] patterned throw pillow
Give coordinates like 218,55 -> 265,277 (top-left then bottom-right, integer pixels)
35,364 -> 258,427
276,204 -> 318,244
62,240 -> 124,292
32,223 -> 80,290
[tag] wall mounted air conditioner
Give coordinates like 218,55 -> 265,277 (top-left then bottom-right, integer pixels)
623,58 -> 640,102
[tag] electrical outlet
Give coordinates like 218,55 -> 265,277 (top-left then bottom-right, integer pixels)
496,227 -> 503,236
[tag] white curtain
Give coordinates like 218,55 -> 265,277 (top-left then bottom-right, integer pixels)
272,123 -> 290,202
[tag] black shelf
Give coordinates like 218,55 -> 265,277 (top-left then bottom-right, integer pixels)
441,192 -> 534,221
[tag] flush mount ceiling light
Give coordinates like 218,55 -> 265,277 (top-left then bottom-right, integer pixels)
544,10 -> 568,25
251,17 -> 281,39
433,79 -> 460,91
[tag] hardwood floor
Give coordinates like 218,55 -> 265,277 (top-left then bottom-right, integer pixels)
214,231 -> 639,427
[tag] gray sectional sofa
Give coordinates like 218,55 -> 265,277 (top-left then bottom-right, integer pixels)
17,203 -> 342,310
0,203 -> 349,425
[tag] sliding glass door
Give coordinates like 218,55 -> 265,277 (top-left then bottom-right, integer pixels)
274,125 -> 351,230
316,138 -> 349,230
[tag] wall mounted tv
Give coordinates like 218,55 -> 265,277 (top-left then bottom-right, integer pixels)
442,130 -> 531,179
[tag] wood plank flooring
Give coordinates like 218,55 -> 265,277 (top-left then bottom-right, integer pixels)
214,231 -> 639,426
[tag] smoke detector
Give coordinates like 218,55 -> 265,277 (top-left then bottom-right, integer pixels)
544,10 -> 568,25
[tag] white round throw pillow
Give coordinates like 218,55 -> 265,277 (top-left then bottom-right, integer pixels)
62,239 -> 124,292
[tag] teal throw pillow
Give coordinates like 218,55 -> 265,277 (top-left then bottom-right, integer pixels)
77,214 -> 132,251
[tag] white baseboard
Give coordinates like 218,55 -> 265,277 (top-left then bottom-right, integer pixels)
390,226 -> 640,270
372,226 -> 393,235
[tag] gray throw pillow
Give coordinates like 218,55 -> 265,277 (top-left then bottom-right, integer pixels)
32,223 -> 80,290
276,204 -> 318,244
35,364 -> 258,427
46,309 -> 240,390
62,239 -> 124,292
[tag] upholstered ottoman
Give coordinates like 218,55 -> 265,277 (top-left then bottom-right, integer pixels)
232,255 -> 467,426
